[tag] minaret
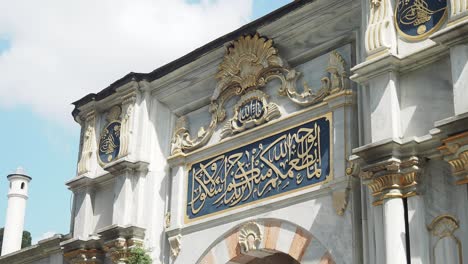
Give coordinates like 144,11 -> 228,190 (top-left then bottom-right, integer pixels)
1,167 -> 32,256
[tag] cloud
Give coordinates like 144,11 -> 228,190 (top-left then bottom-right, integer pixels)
0,0 -> 253,126
32,231 -> 56,245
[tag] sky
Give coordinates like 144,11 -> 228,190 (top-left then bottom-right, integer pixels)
0,0 -> 292,245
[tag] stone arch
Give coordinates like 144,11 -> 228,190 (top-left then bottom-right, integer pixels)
197,219 -> 335,264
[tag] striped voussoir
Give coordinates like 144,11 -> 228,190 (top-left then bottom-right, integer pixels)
198,220 -> 335,264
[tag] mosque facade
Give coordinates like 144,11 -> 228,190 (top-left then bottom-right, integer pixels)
1,0 -> 468,263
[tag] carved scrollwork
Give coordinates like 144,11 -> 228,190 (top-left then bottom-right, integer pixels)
238,222 -> 263,253
170,34 -> 299,155
279,51 -> 348,106
169,34 -> 348,155
118,96 -> 136,159
78,112 -> 96,175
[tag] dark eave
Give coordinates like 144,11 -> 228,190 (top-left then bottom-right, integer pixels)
72,0 -> 314,118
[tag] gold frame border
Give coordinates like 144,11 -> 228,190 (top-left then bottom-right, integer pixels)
183,111 -> 334,224
394,1 -> 448,42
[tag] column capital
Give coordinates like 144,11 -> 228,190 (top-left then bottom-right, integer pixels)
98,225 -> 146,264
438,131 -> 468,185
359,156 -> 423,205
61,237 -> 104,264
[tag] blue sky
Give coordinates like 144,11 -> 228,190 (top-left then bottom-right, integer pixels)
0,0 -> 291,244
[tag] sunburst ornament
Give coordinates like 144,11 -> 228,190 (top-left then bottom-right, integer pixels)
213,34 -> 283,100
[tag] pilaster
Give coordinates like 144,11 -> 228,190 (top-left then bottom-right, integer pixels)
431,9 -> 468,116
72,185 -> 95,239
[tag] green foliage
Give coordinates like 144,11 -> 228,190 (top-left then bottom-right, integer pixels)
0,228 -> 32,253
21,230 -> 32,248
127,247 -> 152,264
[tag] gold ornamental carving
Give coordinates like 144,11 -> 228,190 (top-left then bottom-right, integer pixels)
279,50 -> 348,106
170,34 -> 299,155
360,157 -> 421,206
438,131 -> 468,185
221,90 -> 280,138
170,33 -> 349,155
238,222 -> 263,253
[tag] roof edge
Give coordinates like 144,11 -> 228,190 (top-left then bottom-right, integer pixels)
71,0 -> 314,118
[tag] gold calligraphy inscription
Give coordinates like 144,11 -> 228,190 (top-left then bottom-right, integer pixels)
186,114 -> 332,220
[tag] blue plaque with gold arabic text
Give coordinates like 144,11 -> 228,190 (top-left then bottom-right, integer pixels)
98,121 -> 121,163
186,113 -> 332,221
395,0 -> 447,40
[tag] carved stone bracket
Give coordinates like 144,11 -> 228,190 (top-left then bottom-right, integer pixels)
168,234 -> 181,258
118,94 -> 136,159
332,188 -> 350,216
238,222 -> 263,254
77,111 -> 96,176
365,0 -> 397,58
360,157 -> 422,205
438,131 -> 468,185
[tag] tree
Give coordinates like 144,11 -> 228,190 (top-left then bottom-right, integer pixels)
0,228 -> 32,253
127,247 -> 152,264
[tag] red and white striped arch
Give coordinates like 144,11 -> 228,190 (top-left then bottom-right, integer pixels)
198,219 -> 335,264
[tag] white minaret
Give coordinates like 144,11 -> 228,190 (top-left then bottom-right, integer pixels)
1,167 -> 31,256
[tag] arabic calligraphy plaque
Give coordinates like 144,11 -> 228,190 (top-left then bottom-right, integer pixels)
98,121 -> 121,163
186,113 -> 332,221
238,99 -> 264,124
395,0 -> 447,40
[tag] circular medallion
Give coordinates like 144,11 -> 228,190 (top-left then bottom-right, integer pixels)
98,121 -> 121,164
395,0 -> 447,41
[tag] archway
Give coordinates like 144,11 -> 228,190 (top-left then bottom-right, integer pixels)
197,219 -> 335,264
246,252 -> 300,264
